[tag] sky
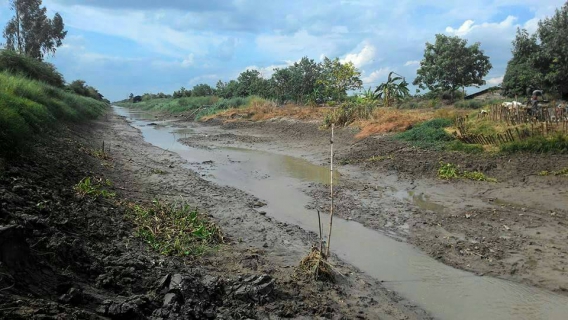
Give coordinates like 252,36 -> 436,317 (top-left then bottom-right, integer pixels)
0,0 -> 565,101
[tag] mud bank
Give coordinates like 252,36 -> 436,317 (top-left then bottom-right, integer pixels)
116,107 -> 568,320
170,117 -> 568,296
0,114 -> 428,319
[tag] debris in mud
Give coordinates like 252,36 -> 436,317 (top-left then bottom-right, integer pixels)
299,247 -> 335,282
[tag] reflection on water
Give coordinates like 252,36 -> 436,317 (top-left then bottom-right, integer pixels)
113,106 -> 568,320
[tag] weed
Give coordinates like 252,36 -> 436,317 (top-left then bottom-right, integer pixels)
437,162 -> 497,182
127,200 -> 223,256
74,177 -> 116,199
438,162 -> 459,179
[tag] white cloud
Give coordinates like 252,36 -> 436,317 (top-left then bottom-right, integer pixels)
362,68 -> 390,85
446,16 -> 518,37
404,60 -> 420,66
47,3 -> 225,58
341,43 -> 376,68
446,20 -> 476,36
486,75 -> 504,86
243,61 -> 295,78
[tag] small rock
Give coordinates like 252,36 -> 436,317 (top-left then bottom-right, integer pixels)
259,211 -> 267,216
163,293 -> 178,307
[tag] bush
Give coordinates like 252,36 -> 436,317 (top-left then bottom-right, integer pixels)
500,134 -> 568,154
0,50 -> 65,88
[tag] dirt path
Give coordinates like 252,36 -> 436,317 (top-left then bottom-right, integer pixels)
174,117 -> 568,295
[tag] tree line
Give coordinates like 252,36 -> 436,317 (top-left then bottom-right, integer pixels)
502,2 -> 568,99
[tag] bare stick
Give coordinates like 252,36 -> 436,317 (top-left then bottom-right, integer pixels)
326,124 -> 335,257
317,209 -> 323,254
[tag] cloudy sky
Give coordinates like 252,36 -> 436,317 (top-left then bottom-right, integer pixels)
0,0 -> 565,101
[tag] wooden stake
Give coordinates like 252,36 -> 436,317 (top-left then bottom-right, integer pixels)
317,209 -> 323,255
326,124 -> 335,258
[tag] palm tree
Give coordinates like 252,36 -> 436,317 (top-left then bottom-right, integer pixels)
374,72 -> 410,108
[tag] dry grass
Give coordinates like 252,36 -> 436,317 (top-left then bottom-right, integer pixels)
202,98 -> 330,122
299,247 -> 335,281
354,108 -> 436,139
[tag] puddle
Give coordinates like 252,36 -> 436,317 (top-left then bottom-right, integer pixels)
114,106 -> 568,320
393,190 -> 447,213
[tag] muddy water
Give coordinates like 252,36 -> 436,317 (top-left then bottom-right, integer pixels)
114,107 -> 568,320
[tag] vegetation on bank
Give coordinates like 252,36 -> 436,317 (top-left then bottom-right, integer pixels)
0,52 -> 108,157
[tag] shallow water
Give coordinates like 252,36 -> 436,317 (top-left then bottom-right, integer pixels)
114,106 -> 568,320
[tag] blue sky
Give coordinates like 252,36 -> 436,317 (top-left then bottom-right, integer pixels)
0,0 -> 565,101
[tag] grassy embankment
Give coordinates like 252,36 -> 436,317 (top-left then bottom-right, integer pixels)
0,51 -> 108,157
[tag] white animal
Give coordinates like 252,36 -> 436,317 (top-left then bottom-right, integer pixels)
501,101 -> 522,110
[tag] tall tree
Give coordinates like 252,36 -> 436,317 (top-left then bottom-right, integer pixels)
413,34 -> 492,100
318,57 -> 362,102
3,0 -> 67,60
536,2 -> 568,97
502,28 -> 542,97
192,83 -> 215,97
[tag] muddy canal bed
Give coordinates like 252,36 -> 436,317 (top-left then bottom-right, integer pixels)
115,106 -> 568,320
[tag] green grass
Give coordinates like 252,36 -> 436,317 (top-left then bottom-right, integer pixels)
395,118 -> 454,149
0,49 -> 65,87
74,177 -> 116,199
116,95 -> 253,119
445,140 -> 484,153
0,72 -> 108,156
127,200 -> 223,256
500,134 -> 568,154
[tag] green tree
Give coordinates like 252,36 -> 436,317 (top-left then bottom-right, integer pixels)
191,83 -> 215,97
236,69 -> 269,97
3,0 -> 67,60
413,34 -> 492,100
502,28 -> 542,97
318,57 -> 362,102
537,2 -> 568,97
374,72 -> 410,108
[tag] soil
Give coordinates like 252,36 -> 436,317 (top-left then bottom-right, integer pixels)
176,117 -> 568,295
0,113 -> 430,319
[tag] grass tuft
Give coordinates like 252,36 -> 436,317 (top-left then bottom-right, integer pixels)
127,200 -> 223,256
